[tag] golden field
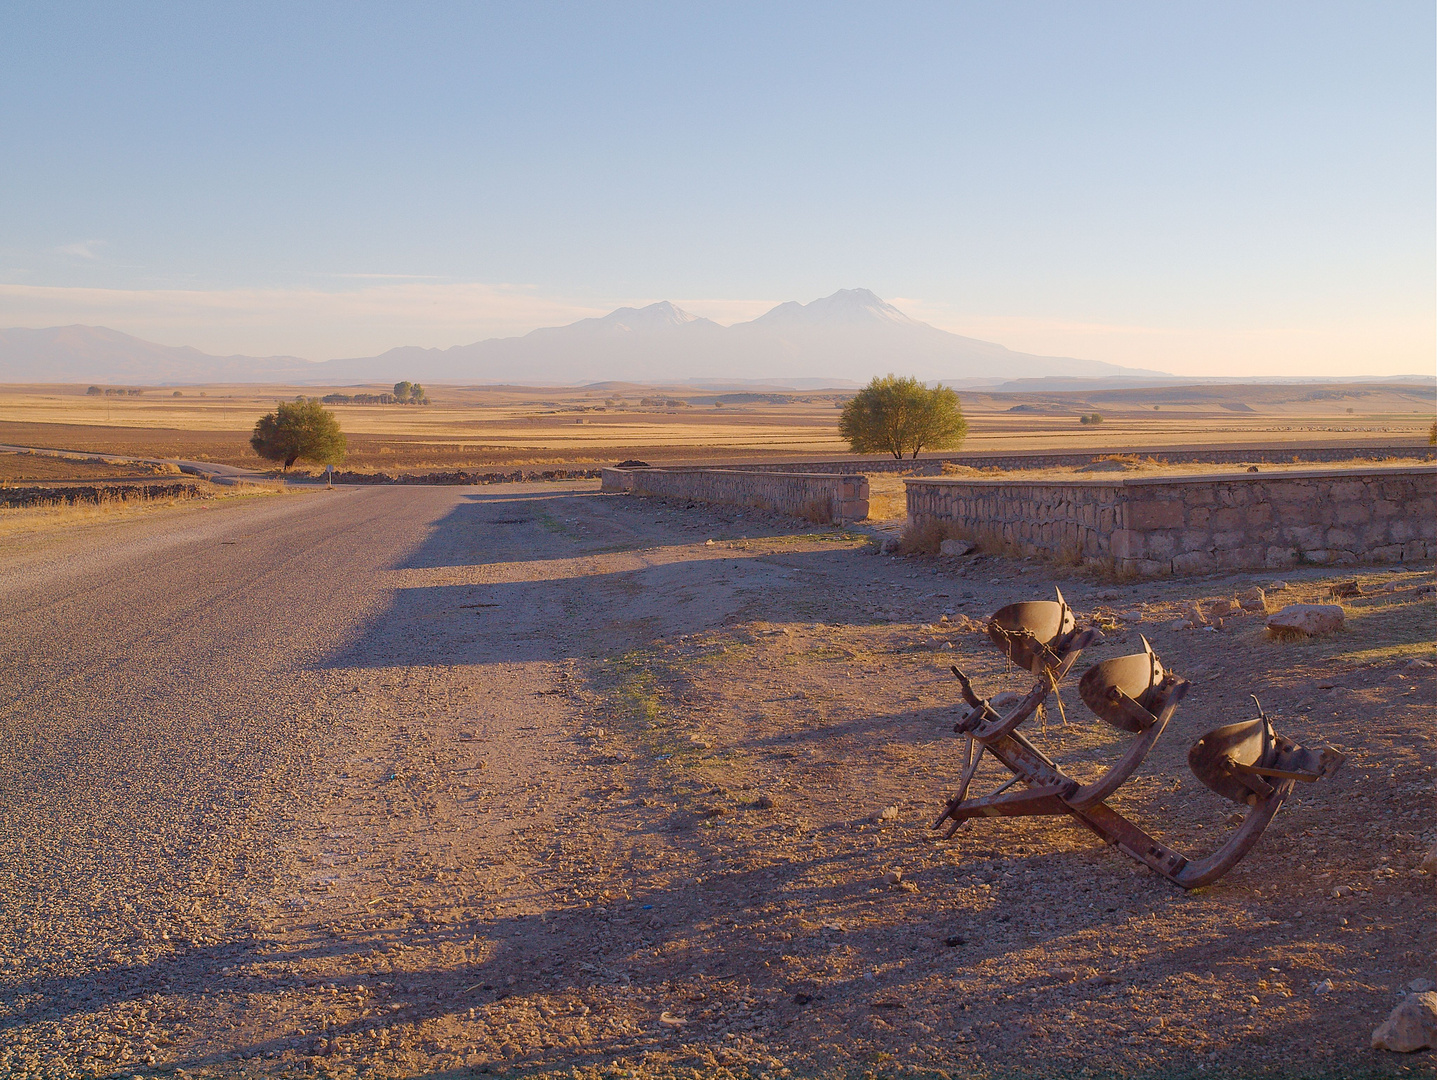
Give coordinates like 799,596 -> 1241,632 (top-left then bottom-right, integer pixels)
0,380 -> 1430,473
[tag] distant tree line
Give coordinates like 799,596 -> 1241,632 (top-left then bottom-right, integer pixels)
86,386 -> 145,396
639,397 -> 689,407
1079,412 -> 1104,425
320,381 -> 430,406
321,392 -> 401,405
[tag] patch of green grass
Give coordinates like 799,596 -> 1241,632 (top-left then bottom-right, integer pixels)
533,507 -> 577,537
770,531 -> 868,544
606,649 -> 709,773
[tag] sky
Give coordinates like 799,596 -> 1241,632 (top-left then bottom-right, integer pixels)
1,1 -> 1432,376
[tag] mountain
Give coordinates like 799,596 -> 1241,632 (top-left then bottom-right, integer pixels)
330,289 -> 1166,384
748,288 -> 919,328
0,325 -> 316,384
0,289 -> 1168,384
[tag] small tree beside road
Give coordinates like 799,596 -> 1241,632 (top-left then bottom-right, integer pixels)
839,374 -> 967,459
250,398 -> 347,470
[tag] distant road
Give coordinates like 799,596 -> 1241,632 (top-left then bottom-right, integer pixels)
0,441 -> 289,484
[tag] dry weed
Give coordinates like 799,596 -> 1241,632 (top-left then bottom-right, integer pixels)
896,517 -> 977,555
797,496 -> 834,524
0,483 -> 281,539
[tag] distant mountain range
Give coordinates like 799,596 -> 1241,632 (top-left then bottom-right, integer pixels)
0,288 -> 1169,385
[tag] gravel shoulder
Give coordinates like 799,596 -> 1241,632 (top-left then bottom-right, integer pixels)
1,482 -> 1432,1080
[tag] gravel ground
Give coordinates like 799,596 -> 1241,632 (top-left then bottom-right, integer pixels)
0,481 -> 1432,1080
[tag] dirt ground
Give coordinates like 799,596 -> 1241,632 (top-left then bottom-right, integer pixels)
1,484 -> 1433,1080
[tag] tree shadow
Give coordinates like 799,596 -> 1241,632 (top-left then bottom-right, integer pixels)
395,488 -> 799,572
319,493 -> 875,669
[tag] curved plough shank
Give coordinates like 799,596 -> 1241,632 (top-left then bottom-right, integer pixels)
933,588 -> 1344,889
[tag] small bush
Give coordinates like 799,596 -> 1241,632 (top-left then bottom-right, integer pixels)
798,497 -> 834,524
897,518 -> 979,555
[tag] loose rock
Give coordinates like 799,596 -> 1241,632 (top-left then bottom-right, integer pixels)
1267,604 -> 1345,637
1239,586 -> 1267,612
939,538 -> 974,557
1372,991 -> 1437,1053
1420,843 -> 1437,875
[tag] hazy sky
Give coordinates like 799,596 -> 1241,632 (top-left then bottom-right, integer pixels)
2,2 -> 1432,375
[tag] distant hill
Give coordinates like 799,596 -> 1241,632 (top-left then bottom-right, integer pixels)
0,289 -> 1175,386
0,325 -> 316,384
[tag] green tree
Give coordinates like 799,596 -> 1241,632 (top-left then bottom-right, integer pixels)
250,398 -> 347,470
838,374 -> 967,460
1429,418 -> 1436,445
409,382 -> 427,404
393,380 -> 413,402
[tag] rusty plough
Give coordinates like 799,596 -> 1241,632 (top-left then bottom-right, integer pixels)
933,589 -> 1344,888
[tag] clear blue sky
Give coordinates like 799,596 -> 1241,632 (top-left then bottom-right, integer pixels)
1,1 -> 1432,374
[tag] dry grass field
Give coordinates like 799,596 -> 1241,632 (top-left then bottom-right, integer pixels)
0,381 -> 1430,474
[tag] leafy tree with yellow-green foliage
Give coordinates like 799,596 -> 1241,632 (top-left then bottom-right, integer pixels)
839,374 -> 967,460
251,397 -> 347,470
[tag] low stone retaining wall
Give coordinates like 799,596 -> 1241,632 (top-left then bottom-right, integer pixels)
0,481 -> 206,508
330,467 -> 603,485
706,442 -> 1435,476
905,466 -> 1436,575
602,467 -> 869,524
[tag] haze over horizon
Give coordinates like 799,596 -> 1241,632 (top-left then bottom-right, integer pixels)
1,3 -> 1432,379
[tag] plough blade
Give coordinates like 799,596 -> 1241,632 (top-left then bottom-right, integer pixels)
934,588 -> 1344,889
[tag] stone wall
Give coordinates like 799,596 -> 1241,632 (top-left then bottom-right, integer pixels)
602,467 -> 869,524
0,481 -> 206,508
904,466 -> 1436,575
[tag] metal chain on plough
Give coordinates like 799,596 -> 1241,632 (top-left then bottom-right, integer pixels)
932,587 -> 1345,888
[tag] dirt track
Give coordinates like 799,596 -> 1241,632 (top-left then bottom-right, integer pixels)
1,482 -> 1432,1080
